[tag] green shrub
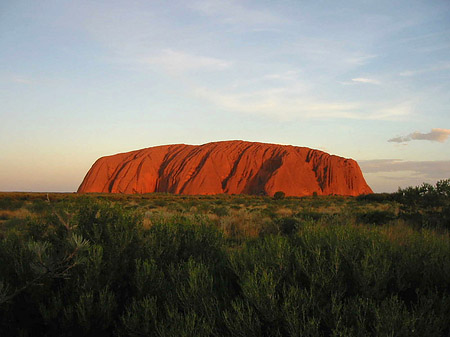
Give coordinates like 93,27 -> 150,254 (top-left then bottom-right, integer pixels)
356,209 -> 396,225
212,205 -> 229,217
273,191 -> 285,200
275,216 -> 302,235
1,217 -> 29,233
395,179 -> 450,228
0,198 -> 24,211
356,193 -> 394,203
27,199 -> 50,213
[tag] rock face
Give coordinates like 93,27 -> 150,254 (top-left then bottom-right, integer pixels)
78,140 -> 373,196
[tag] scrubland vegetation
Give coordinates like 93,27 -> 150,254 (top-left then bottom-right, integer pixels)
0,179 -> 449,336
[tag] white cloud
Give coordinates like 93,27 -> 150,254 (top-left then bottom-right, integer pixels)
194,86 -> 411,121
360,159 -> 450,176
263,70 -> 302,81
189,0 -> 284,27
12,76 -> 33,84
285,37 -> 378,78
400,63 -> 450,76
142,49 -> 232,74
351,77 -> 381,85
388,128 -> 450,143
375,103 -> 412,120
194,86 -> 356,120
346,54 -> 378,66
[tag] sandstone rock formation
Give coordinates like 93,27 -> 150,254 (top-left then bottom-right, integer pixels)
78,140 -> 373,196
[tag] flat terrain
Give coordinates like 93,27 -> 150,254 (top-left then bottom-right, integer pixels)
0,192 -> 397,239
0,184 -> 449,336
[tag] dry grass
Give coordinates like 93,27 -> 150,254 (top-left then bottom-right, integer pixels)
219,210 -> 272,239
275,207 -> 294,217
0,208 -> 31,220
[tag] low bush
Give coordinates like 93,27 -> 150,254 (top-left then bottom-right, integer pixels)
395,179 -> 450,229
356,209 -> 396,225
273,191 -> 285,200
212,206 -> 229,217
26,199 -> 50,213
0,198 -> 24,211
356,193 -> 394,203
274,216 -> 302,235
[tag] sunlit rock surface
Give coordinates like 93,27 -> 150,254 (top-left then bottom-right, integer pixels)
78,140 -> 373,196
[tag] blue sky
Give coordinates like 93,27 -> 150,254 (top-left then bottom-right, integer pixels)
1,0 -> 449,192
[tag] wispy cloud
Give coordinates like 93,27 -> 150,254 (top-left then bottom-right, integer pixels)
397,30 -> 450,45
346,54 -> 378,66
189,0 -> 284,27
360,159 -> 450,176
388,128 -> 450,143
195,86 -> 356,120
351,77 -> 381,85
277,37 -> 380,84
141,49 -> 232,74
263,70 -> 302,82
340,77 -> 381,85
375,103 -> 412,120
400,63 -> 450,76
291,38 -> 377,71
194,86 -> 411,121
12,76 -> 33,84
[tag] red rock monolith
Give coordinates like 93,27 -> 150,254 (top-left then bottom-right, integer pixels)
77,140 -> 373,196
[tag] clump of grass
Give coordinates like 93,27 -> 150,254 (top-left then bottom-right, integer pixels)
219,209 -> 272,240
211,205 -> 229,217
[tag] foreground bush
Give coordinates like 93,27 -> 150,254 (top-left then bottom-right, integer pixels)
395,178 -> 450,229
0,198 -> 450,336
